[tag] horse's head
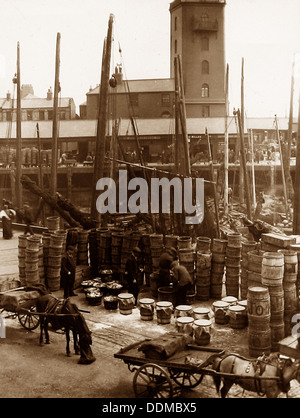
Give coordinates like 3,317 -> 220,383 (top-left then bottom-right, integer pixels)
279,358 -> 300,393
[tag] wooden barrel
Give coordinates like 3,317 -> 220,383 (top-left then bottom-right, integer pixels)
156,301 -> 173,324
196,237 -> 211,253
242,241 -> 257,254
211,262 -> 225,274
212,239 -> 227,253
193,319 -> 212,345
176,317 -> 194,336
26,235 -> 41,250
248,328 -> 271,357
283,282 -> 298,312
139,298 -> 155,321
228,305 -> 247,329
247,286 -> 270,317
226,246 -> 242,258
177,236 -> 192,249
212,251 -> 226,263
179,248 -> 194,263
248,250 -> 265,273
165,235 -> 178,249
158,286 -> 176,306
118,293 -> 135,315
18,234 -> 29,248
212,301 -> 229,325
174,305 -> 193,318
46,216 -> 60,232
196,252 -> 212,269
150,234 -> 164,248
261,252 -> 284,286
227,233 -> 242,247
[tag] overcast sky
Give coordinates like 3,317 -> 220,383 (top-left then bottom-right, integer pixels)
0,0 -> 299,118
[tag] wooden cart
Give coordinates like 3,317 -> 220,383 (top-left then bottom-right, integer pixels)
0,287 -> 41,331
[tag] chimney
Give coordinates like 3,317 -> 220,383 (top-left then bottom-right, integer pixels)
21,84 -> 34,98
6,91 -> 11,101
47,87 -> 53,100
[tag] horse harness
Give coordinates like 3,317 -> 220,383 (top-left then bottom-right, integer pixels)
217,353 -> 286,397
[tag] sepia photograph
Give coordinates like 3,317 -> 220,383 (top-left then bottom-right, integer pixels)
0,0 -> 300,402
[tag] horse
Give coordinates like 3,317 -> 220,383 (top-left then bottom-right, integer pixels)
36,294 -> 96,365
211,352 -> 300,398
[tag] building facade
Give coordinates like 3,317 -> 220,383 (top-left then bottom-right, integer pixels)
170,0 -> 226,118
0,85 -> 77,122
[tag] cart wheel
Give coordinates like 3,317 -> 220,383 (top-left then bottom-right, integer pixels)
18,305 -> 40,331
133,363 -> 173,398
168,368 -> 204,388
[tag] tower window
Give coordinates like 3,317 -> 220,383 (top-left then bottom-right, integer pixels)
202,106 -> 210,117
201,37 -> 209,51
175,39 -> 177,54
201,84 -> 209,98
175,16 -> 177,31
202,60 -> 209,74
201,14 -> 209,24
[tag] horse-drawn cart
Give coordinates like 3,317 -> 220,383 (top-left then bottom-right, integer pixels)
0,287 -> 41,331
114,333 -> 298,398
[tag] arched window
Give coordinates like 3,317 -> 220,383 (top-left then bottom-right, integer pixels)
161,111 -> 171,118
202,60 -> 209,74
201,84 -> 209,98
201,37 -> 209,51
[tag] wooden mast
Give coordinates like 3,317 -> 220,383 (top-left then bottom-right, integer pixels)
239,58 -> 245,205
285,54 -> 295,200
275,115 -> 289,218
91,14 -> 114,222
293,90 -> 300,233
15,42 -> 22,209
224,63 -> 229,217
50,32 -> 61,197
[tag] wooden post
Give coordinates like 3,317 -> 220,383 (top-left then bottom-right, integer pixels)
15,42 -> 22,209
206,129 -> 220,238
250,129 -> 256,208
239,58 -> 245,204
293,90 -> 300,233
50,32 -> 61,197
91,14 -> 114,221
234,109 -> 252,220
274,115 -> 289,218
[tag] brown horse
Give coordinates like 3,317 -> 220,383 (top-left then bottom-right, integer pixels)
212,352 -> 300,398
36,294 -> 96,365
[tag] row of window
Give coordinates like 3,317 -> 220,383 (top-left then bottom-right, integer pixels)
3,110 -> 66,121
129,89 -> 210,108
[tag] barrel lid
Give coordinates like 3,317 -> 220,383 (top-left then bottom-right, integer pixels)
212,301 -> 229,308
118,293 -> 134,299
139,298 -> 154,304
194,319 -> 212,326
177,316 -> 194,324
222,296 -> 237,304
229,305 -> 245,312
176,305 -> 192,311
193,307 -> 210,314
248,286 -> 268,293
156,301 -> 173,307
237,300 -> 247,308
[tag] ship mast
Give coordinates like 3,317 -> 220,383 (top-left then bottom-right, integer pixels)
15,42 -> 22,209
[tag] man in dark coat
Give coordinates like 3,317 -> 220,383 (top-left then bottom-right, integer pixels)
125,247 -> 142,305
60,246 -> 77,298
171,260 -> 193,306
158,247 -> 178,288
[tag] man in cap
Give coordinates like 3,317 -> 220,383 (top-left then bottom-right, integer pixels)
125,247 -> 142,305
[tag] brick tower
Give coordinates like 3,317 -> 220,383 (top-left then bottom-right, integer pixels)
170,0 -> 226,118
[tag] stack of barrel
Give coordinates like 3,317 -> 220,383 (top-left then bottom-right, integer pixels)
210,239 -> 227,299
240,241 -> 257,299
46,232 -> 65,291
45,216 -> 60,234
195,237 -> 212,301
25,235 -> 41,287
289,243 -> 300,310
77,229 -> 89,266
178,236 -> 194,288
261,252 -> 285,351
38,238 -> 45,285
278,249 -> 298,337
111,228 -> 124,274
18,234 -> 28,286
89,229 -> 99,277
97,228 -> 112,270
150,234 -> 164,273
225,233 -> 242,299
247,285 -> 271,357
247,250 -> 264,288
